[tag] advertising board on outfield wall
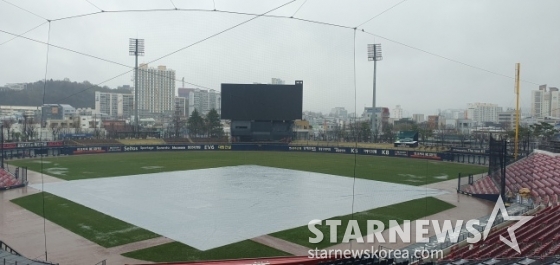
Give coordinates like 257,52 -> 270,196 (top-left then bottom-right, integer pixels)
54,144 -> 452,161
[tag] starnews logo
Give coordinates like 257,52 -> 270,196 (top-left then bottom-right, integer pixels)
307,196 -> 532,258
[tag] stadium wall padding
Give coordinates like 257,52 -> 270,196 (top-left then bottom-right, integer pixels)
52,144 -> 455,161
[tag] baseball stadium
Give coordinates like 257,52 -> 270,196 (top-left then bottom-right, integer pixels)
2,1 -> 560,265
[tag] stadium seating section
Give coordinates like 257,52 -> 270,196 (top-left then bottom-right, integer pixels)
64,139 -> 122,146
0,241 -> 57,265
0,168 -> 21,190
187,137 -> 229,143
444,205 -> 560,260
163,137 -> 193,144
462,152 -> 560,206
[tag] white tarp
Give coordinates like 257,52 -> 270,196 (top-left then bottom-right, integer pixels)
31,165 -> 447,250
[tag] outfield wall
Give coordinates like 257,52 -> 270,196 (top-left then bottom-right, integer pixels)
1,143 -> 490,165
60,144 -> 462,161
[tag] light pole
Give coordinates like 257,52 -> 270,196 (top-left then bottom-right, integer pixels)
368,44 -> 383,142
129,38 -> 145,137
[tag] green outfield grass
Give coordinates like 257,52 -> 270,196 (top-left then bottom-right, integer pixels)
11,193 -> 159,248
122,241 -> 291,262
271,197 -> 455,249
10,151 -> 485,185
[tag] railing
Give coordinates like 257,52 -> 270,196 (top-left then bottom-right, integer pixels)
0,240 -> 21,256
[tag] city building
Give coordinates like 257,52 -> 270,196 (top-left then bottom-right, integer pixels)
0,105 -> 40,119
412,114 -> 424,123
466,103 -> 503,124
532,85 -> 560,118
94,91 -> 134,119
361,107 -> 390,131
456,119 -> 476,134
392,105 -> 403,120
441,109 -> 465,120
4,83 -> 26,90
427,115 -> 445,130
175,97 -> 188,116
135,64 -> 176,115
41,104 -> 75,121
270,78 -> 285,85
329,107 -> 348,119
177,88 -> 195,99
498,110 -> 518,130
186,88 -> 221,117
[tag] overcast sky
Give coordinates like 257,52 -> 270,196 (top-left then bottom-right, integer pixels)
1,0 -> 559,116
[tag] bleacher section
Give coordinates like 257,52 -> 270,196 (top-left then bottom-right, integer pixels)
63,139 -> 122,146
164,137 -> 193,144
445,205 -> 560,260
118,139 -> 166,145
191,137 -> 228,143
0,241 -> 57,265
0,168 -> 22,190
439,257 -> 560,265
462,151 -> 560,206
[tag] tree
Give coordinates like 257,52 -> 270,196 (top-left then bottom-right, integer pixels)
204,108 -> 223,138
382,123 -> 395,143
530,122 -> 558,141
50,123 -> 61,141
2,118 -> 15,141
359,121 -> 372,142
170,111 -> 186,138
187,109 -> 204,137
23,115 -> 36,141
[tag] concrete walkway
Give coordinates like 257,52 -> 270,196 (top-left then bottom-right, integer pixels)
251,235 -> 310,256
326,176 -> 494,252
107,237 -> 175,255
0,168 -> 154,265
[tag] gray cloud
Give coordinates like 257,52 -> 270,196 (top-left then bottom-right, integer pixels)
1,0 -> 559,116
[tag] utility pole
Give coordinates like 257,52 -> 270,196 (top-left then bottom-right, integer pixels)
129,38 -> 145,137
514,63 -> 520,160
368,44 -> 383,142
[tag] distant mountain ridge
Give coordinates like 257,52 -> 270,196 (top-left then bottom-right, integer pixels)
0,80 -> 131,108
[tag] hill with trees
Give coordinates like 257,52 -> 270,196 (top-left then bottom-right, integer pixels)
0,80 -> 131,108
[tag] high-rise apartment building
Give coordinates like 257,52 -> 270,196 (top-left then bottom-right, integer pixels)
185,88 -> 221,117
466,103 -> 503,124
392,105 -> 403,119
95,91 -> 134,118
270,78 -> 285,85
135,64 -> 176,115
498,110 -> 518,130
175,97 -> 188,116
329,107 -> 348,118
532,85 -> 560,118
412,114 -> 424,123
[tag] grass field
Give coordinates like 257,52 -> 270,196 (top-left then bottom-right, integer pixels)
122,241 -> 291,262
271,197 -> 454,249
10,151 -> 485,185
11,193 -> 159,248
9,151 -> 479,262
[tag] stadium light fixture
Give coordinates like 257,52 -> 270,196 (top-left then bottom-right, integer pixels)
367,44 -> 382,142
129,38 -> 145,137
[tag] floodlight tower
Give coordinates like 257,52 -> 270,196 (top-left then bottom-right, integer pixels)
368,44 -> 382,142
129,38 -> 145,136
